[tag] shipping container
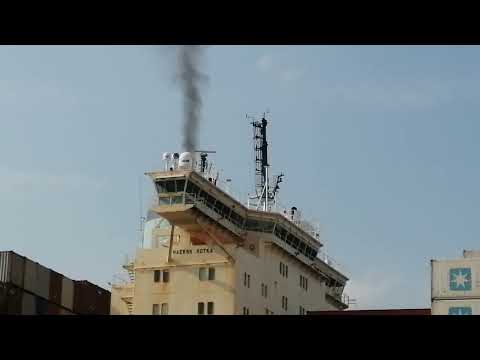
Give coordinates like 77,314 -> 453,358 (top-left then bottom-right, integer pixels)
0,285 -> 23,315
22,292 -> 36,315
49,271 -> 63,305
0,252 -> 9,283
0,283 -> 9,313
36,264 -> 50,300
35,296 -> 48,315
73,281 -> 111,315
23,259 -> 51,299
0,251 -> 25,288
47,302 -> 61,315
7,286 -> 23,314
432,298 -> 480,315
431,259 -> 480,299
59,308 -> 74,315
61,277 -> 74,310
23,259 -> 37,295
10,253 -> 25,288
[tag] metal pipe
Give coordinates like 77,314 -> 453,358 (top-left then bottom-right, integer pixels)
167,225 -> 175,263
264,166 -> 268,212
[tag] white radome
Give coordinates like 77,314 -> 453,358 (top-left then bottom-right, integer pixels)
179,152 -> 193,170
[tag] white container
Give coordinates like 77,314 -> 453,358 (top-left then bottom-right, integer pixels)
431,259 -> 480,299
61,277 -> 74,310
432,298 -> 480,315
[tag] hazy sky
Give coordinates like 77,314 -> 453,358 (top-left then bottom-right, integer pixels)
2,45 -> 479,309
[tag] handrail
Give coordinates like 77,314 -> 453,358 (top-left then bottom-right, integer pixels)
185,192 -> 347,278
111,274 -> 133,287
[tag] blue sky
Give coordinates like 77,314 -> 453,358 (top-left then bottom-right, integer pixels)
1,45 -> 479,309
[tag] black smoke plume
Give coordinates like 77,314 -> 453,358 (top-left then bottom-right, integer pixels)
177,45 -> 206,152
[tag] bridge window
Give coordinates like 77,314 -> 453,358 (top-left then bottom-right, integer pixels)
274,225 -> 287,240
291,236 -> 300,249
285,234 -> 294,246
175,179 -> 186,192
214,201 -> 225,215
230,211 -> 245,228
156,179 -> 185,194
305,246 -> 313,258
159,197 -> 170,205
298,242 -> 306,253
171,195 -> 183,204
205,193 -> 216,209
246,219 -> 274,233
155,181 -> 168,193
222,205 -> 231,218
165,180 -> 175,193
186,181 -> 246,231
186,181 -> 200,196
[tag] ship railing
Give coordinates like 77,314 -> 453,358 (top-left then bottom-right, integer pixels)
111,274 -> 133,287
122,254 -> 134,268
315,249 -> 348,277
266,199 -> 322,240
342,293 -> 351,306
214,178 -> 249,207
185,183 -> 348,277
189,176 -> 317,238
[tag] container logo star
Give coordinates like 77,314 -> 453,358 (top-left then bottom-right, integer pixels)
449,268 -> 472,291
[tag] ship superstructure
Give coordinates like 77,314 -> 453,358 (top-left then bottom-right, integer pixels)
111,116 -> 349,315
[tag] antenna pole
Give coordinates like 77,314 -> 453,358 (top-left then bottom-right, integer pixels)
252,115 -> 269,197
264,165 -> 268,211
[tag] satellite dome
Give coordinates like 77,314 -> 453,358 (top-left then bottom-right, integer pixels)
179,152 -> 193,170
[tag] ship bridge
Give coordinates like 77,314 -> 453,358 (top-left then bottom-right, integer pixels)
145,169 -> 348,286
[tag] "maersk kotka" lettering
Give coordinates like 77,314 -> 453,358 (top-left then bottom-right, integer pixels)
172,248 -> 213,255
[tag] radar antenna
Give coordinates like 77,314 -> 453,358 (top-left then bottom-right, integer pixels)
248,112 -> 285,212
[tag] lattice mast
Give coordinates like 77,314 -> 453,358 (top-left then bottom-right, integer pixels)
249,114 -> 284,211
